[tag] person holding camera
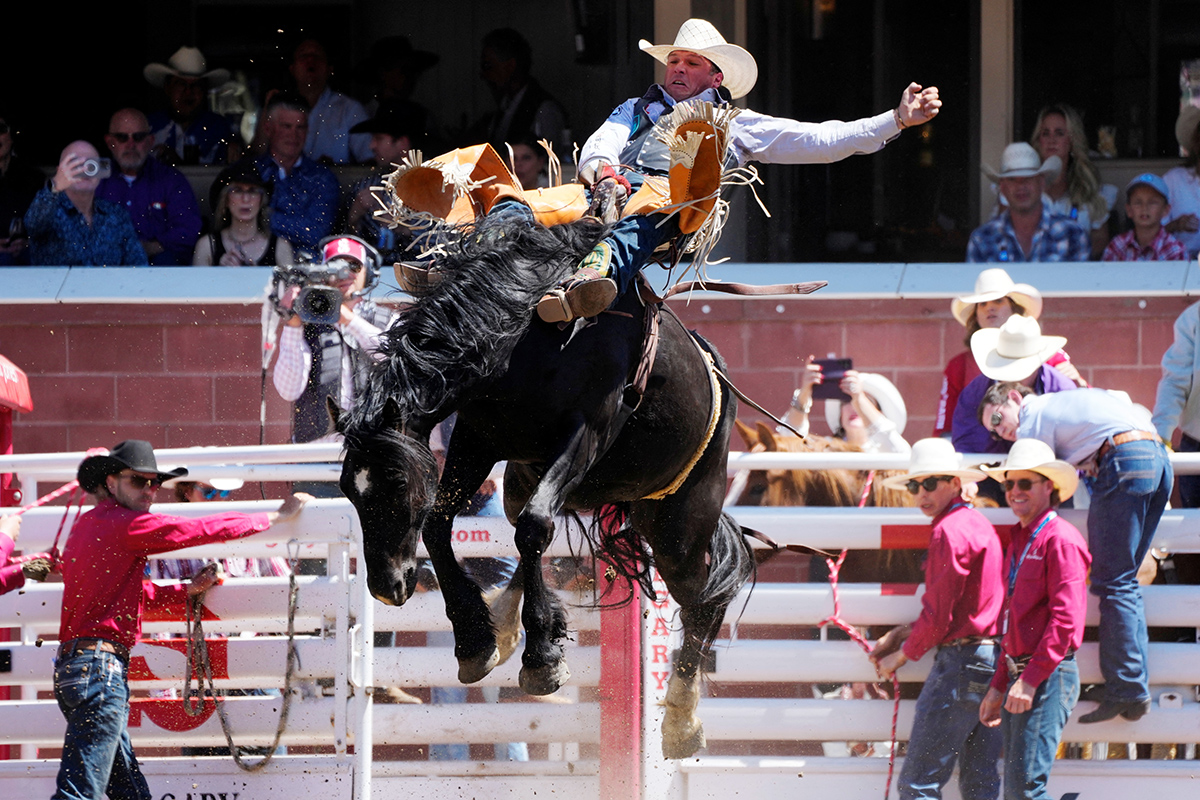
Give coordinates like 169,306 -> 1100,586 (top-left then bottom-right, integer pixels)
271,235 -> 396,450
24,140 -> 147,266
781,356 -> 911,454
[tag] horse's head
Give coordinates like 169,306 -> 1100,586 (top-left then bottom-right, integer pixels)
333,397 -> 438,606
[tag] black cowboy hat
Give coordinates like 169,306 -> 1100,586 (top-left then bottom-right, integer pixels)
349,99 -> 427,142
77,440 -> 188,493
209,159 -> 271,212
352,36 -> 440,85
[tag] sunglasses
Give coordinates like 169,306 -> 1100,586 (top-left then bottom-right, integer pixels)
202,487 -> 232,500
122,473 -> 163,490
1003,477 -> 1047,492
904,475 -> 953,495
108,131 -> 153,143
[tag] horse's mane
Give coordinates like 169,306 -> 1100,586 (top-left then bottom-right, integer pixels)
344,212 -> 609,435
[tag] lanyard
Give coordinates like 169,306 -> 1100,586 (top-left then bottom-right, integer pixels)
1007,511 -> 1056,597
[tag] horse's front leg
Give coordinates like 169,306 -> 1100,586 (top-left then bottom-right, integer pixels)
513,423 -> 597,695
424,430 -> 501,684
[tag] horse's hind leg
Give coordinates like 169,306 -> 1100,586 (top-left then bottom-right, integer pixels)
484,560 -> 524,666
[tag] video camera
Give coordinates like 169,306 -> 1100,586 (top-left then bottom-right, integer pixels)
269,236 -> 381,325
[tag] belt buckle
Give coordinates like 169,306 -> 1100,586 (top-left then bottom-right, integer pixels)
1005,653 -> 1021,681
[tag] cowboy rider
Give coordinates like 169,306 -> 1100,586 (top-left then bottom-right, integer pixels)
534,17 -> 943,323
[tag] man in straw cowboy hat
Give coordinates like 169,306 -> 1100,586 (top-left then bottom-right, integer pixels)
52,440 -> 309,800
967,142 -> 1089,263
979,380 -> 1172,725
870,438 -> 1004,800
952,314 -> 1076,460
977,439 -> 1089,800
534,17 -> 942,323
144,46 -> 239,166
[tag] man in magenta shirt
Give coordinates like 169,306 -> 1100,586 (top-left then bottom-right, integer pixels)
978,439 -> 1089,800
871,438 -> 1004,800
0,514 -> 52,595
52,440 -> 309,800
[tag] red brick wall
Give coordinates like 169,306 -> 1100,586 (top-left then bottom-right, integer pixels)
2,295 -> 1189,456
672,295 -> 1190,439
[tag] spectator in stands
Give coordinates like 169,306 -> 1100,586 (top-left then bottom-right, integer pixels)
470,28 -> 570,160
193,160 -> 293,266
144,47 -> 239,166
978,439 -> 1089,800
508,135 -> 550,190
936,269 -> 1083,439
967,143 -> 1089,263
1102,173 -> 1187,261
272,235 -> 396,448
0,110 -> 45,265
353,35 -> 440,125
52,440 -> 308,800
781,360 -> 911,454
97,109 -> 202,266
290,38 -> 372,165
1029,103 -> 1117,259
871,438 -> 1002,800
1162,106 -> 1200,259
1,514 -> 52,596
979,383 -> 1171,725
345,101 -> 425,263
951,315 -> 1076,458
24,140 -> 147,266
253,92 -> 340,255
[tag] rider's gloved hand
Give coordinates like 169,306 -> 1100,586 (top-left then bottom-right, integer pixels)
583,164 -> 631,224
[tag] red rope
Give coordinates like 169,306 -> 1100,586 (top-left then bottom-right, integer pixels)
816,469 -> 901,800
7,447 -> 108,569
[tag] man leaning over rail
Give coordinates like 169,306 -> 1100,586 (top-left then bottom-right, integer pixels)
52,440 -> 309,800
870,438 -> 1004,800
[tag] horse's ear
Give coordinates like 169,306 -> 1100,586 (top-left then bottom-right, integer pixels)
381,396 -> 404,429
734,418 -> 758,449
754,421 -> 780,452
327,396 -> 342,432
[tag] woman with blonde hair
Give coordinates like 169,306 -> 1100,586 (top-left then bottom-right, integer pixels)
1029,103 -> 1117,258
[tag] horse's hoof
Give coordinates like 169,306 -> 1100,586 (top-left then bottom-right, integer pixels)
662,722 -> 706,760
457,646 -> 500,684
519,660 -> 570,695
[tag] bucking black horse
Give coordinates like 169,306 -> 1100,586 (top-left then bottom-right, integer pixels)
333,211 -> 757,759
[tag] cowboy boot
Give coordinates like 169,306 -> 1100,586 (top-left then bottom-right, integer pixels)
536,242 -> 618,323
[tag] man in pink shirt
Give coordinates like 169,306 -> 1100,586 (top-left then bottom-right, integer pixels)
871,438 -> 1004,800
978,439 -> 1089,800
52,440 -> 309,800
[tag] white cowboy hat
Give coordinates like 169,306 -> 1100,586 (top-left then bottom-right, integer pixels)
144,47 -> 231,89
981,143 -> 1061,183
639,18 -> 758,100
880,438 -> 986,490
950,268 -> 1044,327
981,438 -> 1078,501
161,475 -> 245,491
970,315 -> 1066,382
1175,106 -> 1200,154
824,372 -> 907,435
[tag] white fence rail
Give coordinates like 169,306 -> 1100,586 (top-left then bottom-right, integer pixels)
2,444 -> 1199,800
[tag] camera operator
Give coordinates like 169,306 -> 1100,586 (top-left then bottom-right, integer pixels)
271,235 -> 396,455
24,140 -> 147,266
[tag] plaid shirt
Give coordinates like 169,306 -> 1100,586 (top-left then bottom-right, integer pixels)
1101,228 -> 1188,261
967,206 -> 1090,263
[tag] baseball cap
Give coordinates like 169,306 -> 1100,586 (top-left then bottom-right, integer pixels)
1126,173 -> 1170,203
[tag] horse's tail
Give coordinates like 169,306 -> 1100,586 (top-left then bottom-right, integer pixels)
696,510 -> 757,649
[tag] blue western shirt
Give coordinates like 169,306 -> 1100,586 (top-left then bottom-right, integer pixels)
966,206 -> 1089,263
24,187 -> 148,266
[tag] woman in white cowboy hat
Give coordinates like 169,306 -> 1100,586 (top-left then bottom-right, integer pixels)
935,268 -> 1085,440
950,314 -> 1080,463
782,358 -> 910,454
870,438 -> 1003,800
977,439 -> 1089,800
1163,105 -> 1200,258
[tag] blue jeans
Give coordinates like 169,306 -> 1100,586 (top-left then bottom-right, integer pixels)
899,643 -> 1001,800
1086,438 -> 1172,702
1000,656 -> 1079,800
52,650 -> 150,800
